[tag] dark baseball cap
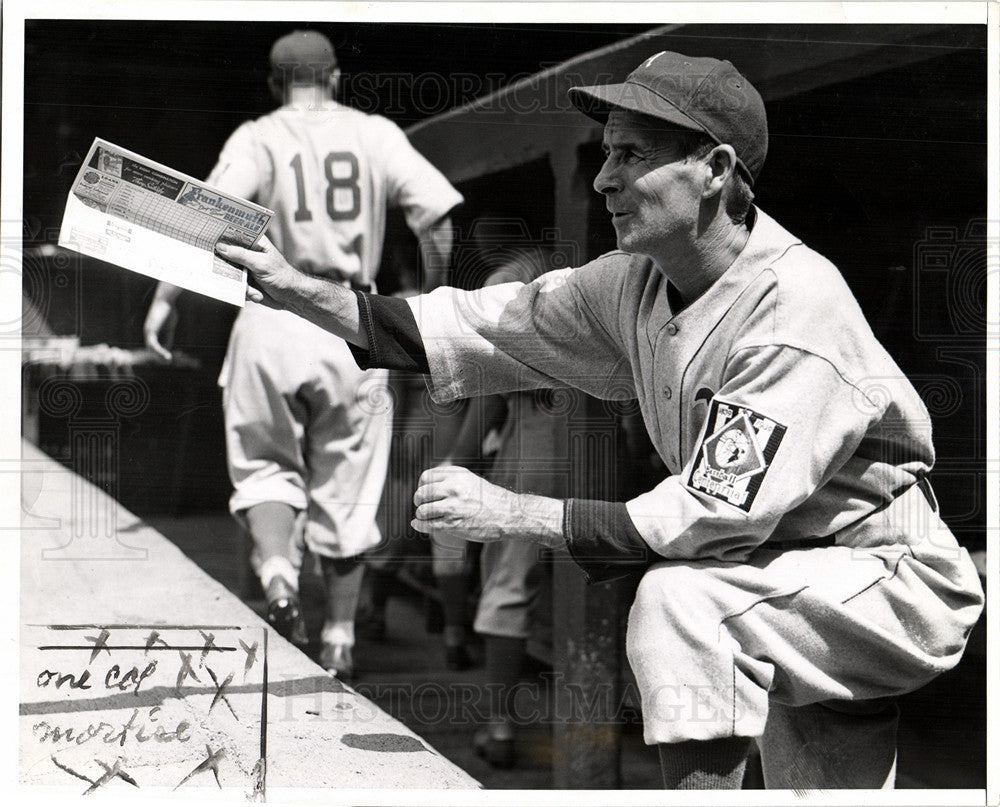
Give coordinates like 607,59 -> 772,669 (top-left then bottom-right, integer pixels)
568,51 -> 767,184
270,30 -> 337,84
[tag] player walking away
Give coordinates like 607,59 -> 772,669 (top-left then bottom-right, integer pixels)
143,30 -> 462,681
219,51 -> 984,789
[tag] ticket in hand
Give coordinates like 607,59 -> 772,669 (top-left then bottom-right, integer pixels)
58,138 -> 274,307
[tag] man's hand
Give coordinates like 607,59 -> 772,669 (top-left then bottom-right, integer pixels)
412,465 -> 564,549
143,288 -> 180,361
216,237 -> 366,347
215,236 -> 297,306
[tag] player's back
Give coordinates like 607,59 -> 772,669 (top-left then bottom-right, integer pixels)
250,104 -> 398,285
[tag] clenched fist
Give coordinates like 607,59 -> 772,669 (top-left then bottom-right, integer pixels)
411,465 -> 564,549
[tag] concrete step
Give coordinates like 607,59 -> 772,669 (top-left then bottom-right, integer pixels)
18,440 -> 480,796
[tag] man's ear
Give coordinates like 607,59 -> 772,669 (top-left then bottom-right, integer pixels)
327,67 -> 341,95
703,144 -> 737,198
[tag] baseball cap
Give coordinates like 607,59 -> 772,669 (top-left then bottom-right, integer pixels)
270,30 -> 337,84
567,51 -> 767,184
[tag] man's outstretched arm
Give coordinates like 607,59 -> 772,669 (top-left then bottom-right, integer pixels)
143,281 -> 183,360
221,236 -> 652,581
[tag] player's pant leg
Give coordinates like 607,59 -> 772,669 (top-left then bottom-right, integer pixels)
430,531 -> 473,661
301,342 -> 393,559
370,370 -> 432,571
430,531 -> 469,577
222,308 -> 310,583
474,394 -> 565,641
297,339 -> 392,659
626,560 -> 775,745
626,540 -> 982,763
759,698 -> 898,789
473,540 -> 543,640
753,517 -> 981,789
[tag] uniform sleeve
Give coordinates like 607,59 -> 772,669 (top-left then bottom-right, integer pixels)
564,499 -> 653,583
623,344 -> 883,562
205,122 -> 270,199
406,263 -> 636,402
349,290 -> 429,374
377,119 -> 463,234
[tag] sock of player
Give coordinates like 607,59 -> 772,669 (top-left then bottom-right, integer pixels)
258,555 -> 299,595
321,621 -> 355,647
320,557 -> 364,647
657,737 -> 752,789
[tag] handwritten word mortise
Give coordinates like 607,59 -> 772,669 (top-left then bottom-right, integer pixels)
32,706 -> 191,746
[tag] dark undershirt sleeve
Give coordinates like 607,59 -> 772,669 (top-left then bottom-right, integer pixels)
347,290 -> 430,374
563,499 -> 654,584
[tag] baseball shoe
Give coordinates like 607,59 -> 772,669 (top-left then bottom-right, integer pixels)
320,642 -> 355,683
266,598 -> 309,649
473,725 -> 516,769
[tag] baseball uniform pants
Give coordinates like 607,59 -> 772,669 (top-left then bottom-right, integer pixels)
222,304 -> 392,562
626,485 -> 983,787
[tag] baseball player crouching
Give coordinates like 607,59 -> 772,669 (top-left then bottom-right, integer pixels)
219,51 -> 984,788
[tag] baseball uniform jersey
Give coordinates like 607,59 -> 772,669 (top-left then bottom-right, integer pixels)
392,205 -> 983,744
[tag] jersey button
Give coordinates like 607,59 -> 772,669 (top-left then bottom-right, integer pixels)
663,386 -> 673,399
666,323 -> 678,335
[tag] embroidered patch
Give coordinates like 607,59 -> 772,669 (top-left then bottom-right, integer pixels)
687,399 -> 787,512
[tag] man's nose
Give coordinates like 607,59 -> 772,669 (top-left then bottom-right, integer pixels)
593,157 -> 620,196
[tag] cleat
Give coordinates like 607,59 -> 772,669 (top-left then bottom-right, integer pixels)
473,726 -> 516,769
266,598 -> 309,648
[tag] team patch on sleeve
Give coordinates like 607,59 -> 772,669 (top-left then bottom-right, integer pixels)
687,399 -> 787,512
